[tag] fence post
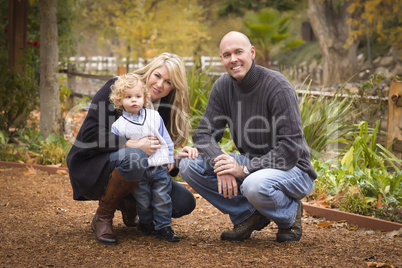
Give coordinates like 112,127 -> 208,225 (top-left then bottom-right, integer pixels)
117,66 -> 127,75
67,64 -> 77,93
386,79 -> 402,164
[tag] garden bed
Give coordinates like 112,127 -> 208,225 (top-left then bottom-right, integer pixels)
303,203 -> 402,232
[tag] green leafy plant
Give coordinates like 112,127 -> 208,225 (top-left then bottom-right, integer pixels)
36,133 -> 71,165
312,160 -> 350,197
0,130 -> 29,163
312,157 -> 401,222
339,185 -> 373,216
243,7 -> 304,68
18,128 -> 43,154
0,67 -> 40,135
187,63 -> 238,153
373,204 -> 402,223
298,81 -> 357,160
59,76 -> 73,113
339,121 -> 402,173
187,62 -> 215,131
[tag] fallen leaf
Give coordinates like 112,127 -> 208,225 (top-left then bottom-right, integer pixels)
385,228 -> 402,239
317,221 -> 332,228
365,261 -> 394,267
56,169 -> 68,175
315,192 -> 334,208
23,166 -> 37,175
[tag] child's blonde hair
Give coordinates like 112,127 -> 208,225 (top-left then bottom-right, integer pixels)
132,53 -> 190,148
110,73 -> 149,111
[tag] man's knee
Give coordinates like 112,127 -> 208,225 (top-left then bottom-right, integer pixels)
241,178 -> 258,199
241,177 -> 271,204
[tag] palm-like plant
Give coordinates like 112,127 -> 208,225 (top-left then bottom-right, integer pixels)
243,8 -> 304,68
187,62 -> 215,131
298,81 -> 357,160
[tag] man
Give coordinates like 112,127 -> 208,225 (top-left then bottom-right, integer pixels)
180,31 -> 317,242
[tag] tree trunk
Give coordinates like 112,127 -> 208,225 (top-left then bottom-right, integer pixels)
307,0 -> 359,86
40,0 -> 61,137
8,0 -> 28,72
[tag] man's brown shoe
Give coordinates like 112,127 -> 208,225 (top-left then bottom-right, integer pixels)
221,211 -> 270,241
276,201 -> 303,243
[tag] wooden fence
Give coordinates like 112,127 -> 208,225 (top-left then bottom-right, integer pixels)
65,56 -> 224,74
61,60 -> 401,158
64,56 -> 324,83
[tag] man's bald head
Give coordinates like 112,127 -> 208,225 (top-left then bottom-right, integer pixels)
220,31 -> 252,53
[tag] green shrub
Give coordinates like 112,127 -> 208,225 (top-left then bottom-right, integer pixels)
0,131 -> 30,163
339,185 -> 373,216
0,66 -> 39,134
373,204 -> 402,223
36,133 -> 71,165
18,128 -> 44,154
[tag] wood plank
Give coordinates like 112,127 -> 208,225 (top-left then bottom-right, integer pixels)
386,80 -> 402,162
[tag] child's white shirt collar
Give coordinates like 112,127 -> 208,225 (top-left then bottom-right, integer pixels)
122,109 -> 145,122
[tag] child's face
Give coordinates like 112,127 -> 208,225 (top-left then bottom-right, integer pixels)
118,85 -> 144,115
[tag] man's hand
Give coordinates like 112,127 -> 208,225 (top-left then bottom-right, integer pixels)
217,173 -> 238,199
125,136 -> 161,156
214,151 -> 248,199
214,152 -> 246,179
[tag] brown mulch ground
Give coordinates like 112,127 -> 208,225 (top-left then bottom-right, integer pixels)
1,167 -> 401,267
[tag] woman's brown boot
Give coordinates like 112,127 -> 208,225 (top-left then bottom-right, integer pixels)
91,168 -> 138,245
117,195 -> 138,227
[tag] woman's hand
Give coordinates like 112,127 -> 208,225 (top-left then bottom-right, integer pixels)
167,163 -> 175,172
175,146 -> 199,160
125,136 -> 161,156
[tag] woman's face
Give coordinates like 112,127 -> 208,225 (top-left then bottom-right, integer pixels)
147,65 -> 174,102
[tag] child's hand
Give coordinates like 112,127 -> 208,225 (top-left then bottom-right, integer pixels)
168,163 -> 175,172
126,136 -> 161,156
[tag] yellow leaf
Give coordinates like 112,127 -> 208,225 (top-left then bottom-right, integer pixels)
341,147 -> 354,173
317,221 -> 332,228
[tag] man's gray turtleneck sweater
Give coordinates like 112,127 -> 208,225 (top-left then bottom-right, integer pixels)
193,61 -> 317,179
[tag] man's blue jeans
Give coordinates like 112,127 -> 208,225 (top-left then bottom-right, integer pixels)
134,165 -> 173,230
180,154 -> 314,229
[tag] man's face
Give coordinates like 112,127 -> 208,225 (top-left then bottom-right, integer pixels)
219,34 -> 255,82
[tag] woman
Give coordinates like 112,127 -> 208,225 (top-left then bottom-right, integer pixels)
67,53 -> 198,245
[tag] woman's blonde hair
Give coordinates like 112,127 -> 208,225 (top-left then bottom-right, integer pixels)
110,73 -> 149,111
132,53 -> 190,148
